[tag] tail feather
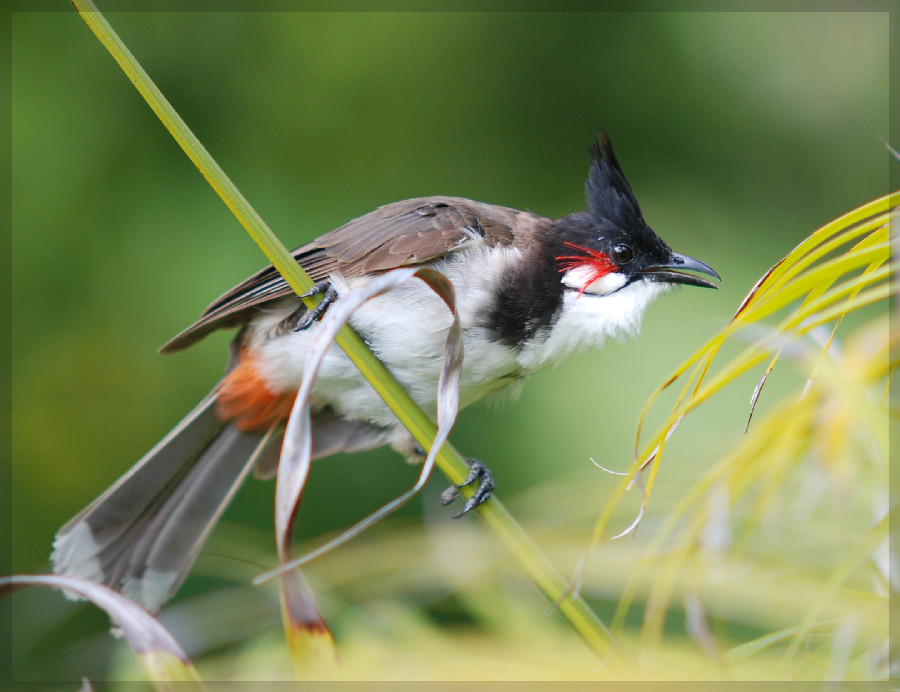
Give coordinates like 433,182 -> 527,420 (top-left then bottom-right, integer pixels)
52,390 -> 278,613
52,388 -> 395,613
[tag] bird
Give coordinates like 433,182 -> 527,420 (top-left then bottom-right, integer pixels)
52,134 -> 719,613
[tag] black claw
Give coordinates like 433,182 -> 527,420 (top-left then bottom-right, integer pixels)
441,459 -> 494,518
293,282 -> 338,331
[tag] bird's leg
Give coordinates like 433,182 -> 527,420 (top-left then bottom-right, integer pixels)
441,458 -> 495,518
291,281 -> 339,331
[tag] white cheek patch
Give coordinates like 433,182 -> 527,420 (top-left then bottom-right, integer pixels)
584,271 -> 628,296
560,267 -> 627,296
560,265 -> 597,292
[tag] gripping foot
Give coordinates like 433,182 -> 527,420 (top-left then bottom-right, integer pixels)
441,459 -> 495,518
292,282 -> 339,331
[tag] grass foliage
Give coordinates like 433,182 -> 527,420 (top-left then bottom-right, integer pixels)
583,191 -> 893,678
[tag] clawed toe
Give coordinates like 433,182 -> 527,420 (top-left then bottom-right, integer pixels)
293,282 -> 339,331
441,459 -> 494,518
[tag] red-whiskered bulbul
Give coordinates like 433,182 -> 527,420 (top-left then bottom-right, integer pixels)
52,134 -> 719,612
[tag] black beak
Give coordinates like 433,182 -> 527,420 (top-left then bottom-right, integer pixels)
643,252 -> 720,289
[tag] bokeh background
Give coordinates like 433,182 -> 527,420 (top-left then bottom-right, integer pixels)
9,8 -> 892,684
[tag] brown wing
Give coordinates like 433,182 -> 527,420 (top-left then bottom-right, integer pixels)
160,196 -> 530,352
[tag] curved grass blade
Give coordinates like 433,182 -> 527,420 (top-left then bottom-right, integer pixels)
279,569 -> 337,672
746,227 -> 890,429
1,575 -> 203,688
581,191 -> 895,641
267,267 -> 462,578
639,193 -> 893,473
264,267 -> 461,667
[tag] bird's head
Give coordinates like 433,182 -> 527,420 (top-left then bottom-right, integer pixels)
554,134 -> 719,299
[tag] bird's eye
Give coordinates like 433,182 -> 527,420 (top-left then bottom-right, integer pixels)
612,244 -> 633,264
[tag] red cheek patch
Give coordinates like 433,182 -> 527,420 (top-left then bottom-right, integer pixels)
555,242 -> 617,298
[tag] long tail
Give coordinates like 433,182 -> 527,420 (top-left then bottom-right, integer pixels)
51,389 -> 279,613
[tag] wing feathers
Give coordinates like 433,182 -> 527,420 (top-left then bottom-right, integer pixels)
161,196 -> 529,352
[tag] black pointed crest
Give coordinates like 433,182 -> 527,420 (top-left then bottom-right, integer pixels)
586,133 -> 645,229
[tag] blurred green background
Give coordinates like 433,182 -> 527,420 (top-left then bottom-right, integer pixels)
9,9 -> 891,683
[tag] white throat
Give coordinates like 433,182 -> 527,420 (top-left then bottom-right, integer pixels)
517,279 -> 669,372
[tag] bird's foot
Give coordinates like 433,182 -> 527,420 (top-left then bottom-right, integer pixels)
441,459 -> 495,518
292,282 -> 339,331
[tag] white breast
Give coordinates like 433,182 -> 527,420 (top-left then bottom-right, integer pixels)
247,243 -> 525,428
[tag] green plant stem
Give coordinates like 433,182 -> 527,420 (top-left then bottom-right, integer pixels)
70,0 -> 618,660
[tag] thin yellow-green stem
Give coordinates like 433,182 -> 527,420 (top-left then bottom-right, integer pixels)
70,1 -> 617,659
